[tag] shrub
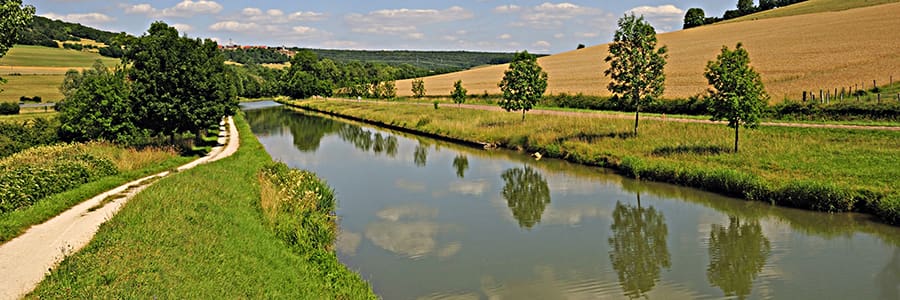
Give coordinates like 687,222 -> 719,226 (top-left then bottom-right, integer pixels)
258,162 -> 336,253
0,118 -> 60,158
0,143 -> 118,213
0,103 -> 20,115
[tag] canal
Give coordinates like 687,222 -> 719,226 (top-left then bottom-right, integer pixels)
244,102 -> 900,299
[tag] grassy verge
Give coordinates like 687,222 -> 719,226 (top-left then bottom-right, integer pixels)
28,114 -> 375,298
289,99 -> 900,225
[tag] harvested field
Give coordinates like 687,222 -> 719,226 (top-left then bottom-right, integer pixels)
397,2 -> 900,102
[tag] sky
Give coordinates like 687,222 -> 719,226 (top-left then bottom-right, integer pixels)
25,0 -> 737,54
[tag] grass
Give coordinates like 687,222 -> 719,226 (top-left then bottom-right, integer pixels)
725,0 -> 900,23
0,111 -> 57,123
290,99 -> 900,224
396,1 -> 900,102
28,114 -> 376,298
0,144 -> 190,243
0,45 -> 119,68
0,74 -> 65,103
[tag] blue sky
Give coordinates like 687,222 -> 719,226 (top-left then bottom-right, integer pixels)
26,1 -> 736,53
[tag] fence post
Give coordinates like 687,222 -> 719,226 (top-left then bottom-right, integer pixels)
878,93 -> 881,103
820,90 -> 824,104
802,91 -> 807,102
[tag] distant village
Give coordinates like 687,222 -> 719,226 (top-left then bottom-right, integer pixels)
217,43 -> 296,57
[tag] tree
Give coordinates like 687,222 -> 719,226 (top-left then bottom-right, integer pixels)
577,44 -> 586,50
707,217 -> 770,299
58,61 -> 137,143
759,0 -> 777,10
59,69 -> 83,99
411,78 -> 426,99
0,0 -> 34,92
738,0 -> 756,14
605,14 -> 668,136
498,50 -> 548,121
704,43 -> 769,153
683,8 -> 707,29
125,22 -> 236,139
501,166 -> 550,229
608,199 -> 671,299
451,80 -> 467,107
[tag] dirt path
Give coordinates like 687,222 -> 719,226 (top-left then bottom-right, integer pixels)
0,117 -> 239,300
327,98 -> 900,131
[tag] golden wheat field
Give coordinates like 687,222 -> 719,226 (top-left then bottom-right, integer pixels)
397,2 -> 900,102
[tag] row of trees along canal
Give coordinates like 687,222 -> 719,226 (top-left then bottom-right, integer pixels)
402,14 -> 766,153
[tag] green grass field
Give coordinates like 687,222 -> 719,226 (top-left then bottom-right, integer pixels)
0,74 -> 65,103
726,0 -> 899,23
0,45 -> 119,68
291,99 -> 900,223
28,115 -> 375,298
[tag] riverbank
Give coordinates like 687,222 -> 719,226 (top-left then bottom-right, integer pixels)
27,114 -> 375,298
286,99 -> 900,225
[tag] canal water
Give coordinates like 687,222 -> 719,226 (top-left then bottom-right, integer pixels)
243,102 -> 900,300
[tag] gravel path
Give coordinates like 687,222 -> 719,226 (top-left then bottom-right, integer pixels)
0,117 -> 238,300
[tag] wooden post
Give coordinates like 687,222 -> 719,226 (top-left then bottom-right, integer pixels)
802,91 -> 807,102
820,90 -> 824,104
878,93 -> 881,103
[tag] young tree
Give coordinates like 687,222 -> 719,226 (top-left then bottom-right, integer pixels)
411,78 -> 426,99
498,50 -> 548,121
704,43 -> 769,153
683,8 -> 706,29
451,80 -> 467,107
605,14 -> 668,136
125,22 -> 237,139
0,0 -> 34,92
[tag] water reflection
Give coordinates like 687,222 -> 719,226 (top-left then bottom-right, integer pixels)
501,166 -> 551,229
879,249 -> 900,300
245,107 -> 399,155
452,155 -> 469,179
707,216 -> 771,299
414,143 -> 428,167
608,196 -> 671,299
365,204 -> 461,259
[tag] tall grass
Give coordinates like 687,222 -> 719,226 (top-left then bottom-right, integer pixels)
29,114 -> 375,298
292,99 -> 900,225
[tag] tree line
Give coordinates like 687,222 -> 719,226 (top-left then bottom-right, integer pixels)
684,0 -> 809,29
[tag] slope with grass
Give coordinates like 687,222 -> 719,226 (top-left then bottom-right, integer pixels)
288,99 -> 900,224
397,1 -> 900,102
0,45 -> 120,103
28,114 -> 375,298
725,0 -> 899,23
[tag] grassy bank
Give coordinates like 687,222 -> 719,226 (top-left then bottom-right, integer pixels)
288,99 -> 900,225
28,114 -> 375,298
0,143 -> 190,243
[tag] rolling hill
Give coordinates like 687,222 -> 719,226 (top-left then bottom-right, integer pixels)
397,0 -> 900,102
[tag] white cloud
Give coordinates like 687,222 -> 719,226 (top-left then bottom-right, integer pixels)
498,33 -> 512,40
235,7 -> 324,23
267,9 -> 284,17
241,7 -> 262,16
626,4 -> 686,32
407,32 -> 425,40
346,6 -> 473,36
41,12 -> 114,24
533,40 -> 551,48
493,4 -> 521,13
125,1 -> 222,18
514,2 -> 613,29
209,21 -> 260,32
171,23 -> 194,32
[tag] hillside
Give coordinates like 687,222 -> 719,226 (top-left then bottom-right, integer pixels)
726,0 -> 899,23
398,1 -> 900,101
0,46 -> 120,103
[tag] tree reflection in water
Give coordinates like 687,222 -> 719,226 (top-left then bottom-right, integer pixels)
608,195 -> 671,299
414,143 -> 428,167
501,165 -> 550,229
452,155 -> 469,179
878,248 -> 900,300
246,108 -> 400,155
707,216 -> 771,300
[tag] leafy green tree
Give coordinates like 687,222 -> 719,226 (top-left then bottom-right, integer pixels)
498,51 -> 548,121
452,155 -> 469,179
0,0 -> 34,91
125,22 -> 236,139
608,198 -> 671,299
738,0 -> 756,13
501,165 -> 551,229
707,216 -> 770,300
759,0 -> 777,10
411,78 -> 426,99
58,62 -> 137,143
704,43 -> 769,153
683,8 -> 707,29
451,80 -> 467,107
59,69 -> 83,99
605,14 -> 668,136
283,50 -> 333,99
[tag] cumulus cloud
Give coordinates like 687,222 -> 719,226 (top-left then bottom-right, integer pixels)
498,33 -> 512,40
124,1 -> 222,18
493,4 -> 521,13
236,7 -> 325,23
41,12 -> 114,25
512,2 -> 614,29
171,23 -> 194,32
209,21 -> 261,32
626,4 -> 686,32
346,6 -> 473,38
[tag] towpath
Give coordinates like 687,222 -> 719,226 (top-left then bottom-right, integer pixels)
0,116 -> 239,300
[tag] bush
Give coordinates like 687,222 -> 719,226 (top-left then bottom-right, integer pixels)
0,118 -> 60,158
0,103 -> 20,115
258,162 -> 336,253
0,143 -> 118,213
